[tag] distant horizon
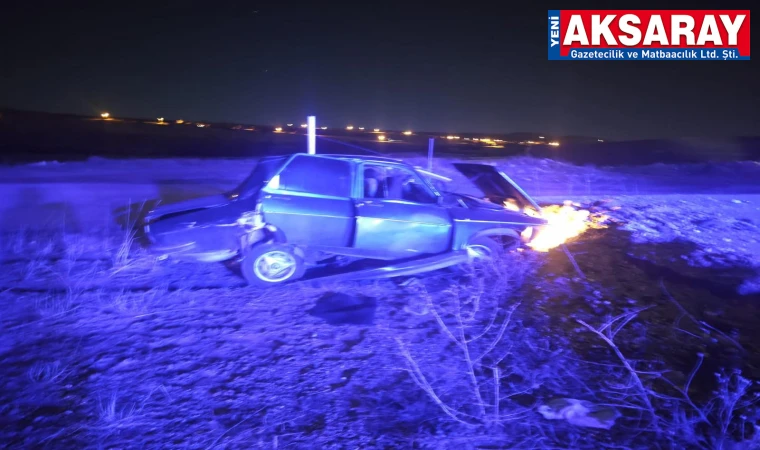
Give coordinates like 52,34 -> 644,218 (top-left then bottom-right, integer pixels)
5,106 -> 759,143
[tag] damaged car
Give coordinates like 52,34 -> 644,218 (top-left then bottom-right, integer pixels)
142,153 -> 547,286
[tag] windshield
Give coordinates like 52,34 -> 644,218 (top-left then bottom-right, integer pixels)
227,156 -> 287,199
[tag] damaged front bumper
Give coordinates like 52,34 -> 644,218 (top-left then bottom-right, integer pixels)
143,228 -> 238,263
145,241 -> 237,263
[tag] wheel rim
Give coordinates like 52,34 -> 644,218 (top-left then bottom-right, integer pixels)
253,250 -> 297,282
466,244 -> 493,260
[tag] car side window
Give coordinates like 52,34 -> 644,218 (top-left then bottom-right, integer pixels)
363,164 -> 438,204
269,156 -> 352,197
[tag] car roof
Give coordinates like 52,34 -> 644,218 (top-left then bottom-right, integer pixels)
299,153 -> 405,165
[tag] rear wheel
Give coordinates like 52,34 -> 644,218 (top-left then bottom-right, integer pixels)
241,243 -> 305,287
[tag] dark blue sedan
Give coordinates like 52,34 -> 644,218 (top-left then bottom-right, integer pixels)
143,153 -> 547,286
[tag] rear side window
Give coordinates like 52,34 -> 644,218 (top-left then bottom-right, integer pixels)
270,156 -> 352,197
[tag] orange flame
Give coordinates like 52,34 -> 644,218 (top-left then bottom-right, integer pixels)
526,201 -> 607,252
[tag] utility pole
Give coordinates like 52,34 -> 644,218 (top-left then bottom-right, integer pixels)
427,138 -> 435,170
307,116 -> 316,154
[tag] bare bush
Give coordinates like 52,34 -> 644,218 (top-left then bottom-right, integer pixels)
97,393 -> 140,424
578,311 -> 759,448
396,253 -> 568,429
112,200 -> 146,270
400,258 -> 759,448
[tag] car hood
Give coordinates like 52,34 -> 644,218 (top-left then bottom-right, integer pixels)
452,163 -> 542,211
444,192 -> 508,211
145,194 -> 230,222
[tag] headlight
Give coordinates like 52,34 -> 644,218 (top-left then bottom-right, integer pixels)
523,206 -> 543,218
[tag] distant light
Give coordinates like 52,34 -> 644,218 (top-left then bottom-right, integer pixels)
100,112 -> 110,119
548,141 -> 560,146
157,117 -> 164,123
321,126 -> 327,130
403,130 -> 413,135
464,137 -> 470,140
300,123 -> 308,128
287,123 -> 293,127
539,136 -> 545,139
598,139 -> 604,142
446,136 -> 455,140
473,138 -> 479,141
358,127 -> 365,130
244,127 -> 254,131
196,123 -> 206,128
373,128 -> 380,132
346,125 -> 354,130
176,119 -> 184,124
378,135 -> 386,141
454,136 -> 460,139
274,127 -> 283,132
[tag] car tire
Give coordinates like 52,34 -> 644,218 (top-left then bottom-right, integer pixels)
465,236 -> 506,261
458,235 -> 519,272
241,243 -> 306,287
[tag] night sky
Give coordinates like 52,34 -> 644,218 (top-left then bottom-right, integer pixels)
1,2 -> 757,140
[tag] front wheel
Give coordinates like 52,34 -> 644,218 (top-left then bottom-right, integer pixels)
241,243 -> 305,287
465,235 -> 518,261
458,236 -> 518,273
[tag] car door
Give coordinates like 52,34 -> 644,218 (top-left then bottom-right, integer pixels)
354,163 -> 452,258
260,155 -> 355,247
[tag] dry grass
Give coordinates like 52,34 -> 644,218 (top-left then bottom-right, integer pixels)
1,227 -> 758,449
27,361 -> 69,384
396,251 -> 760,448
